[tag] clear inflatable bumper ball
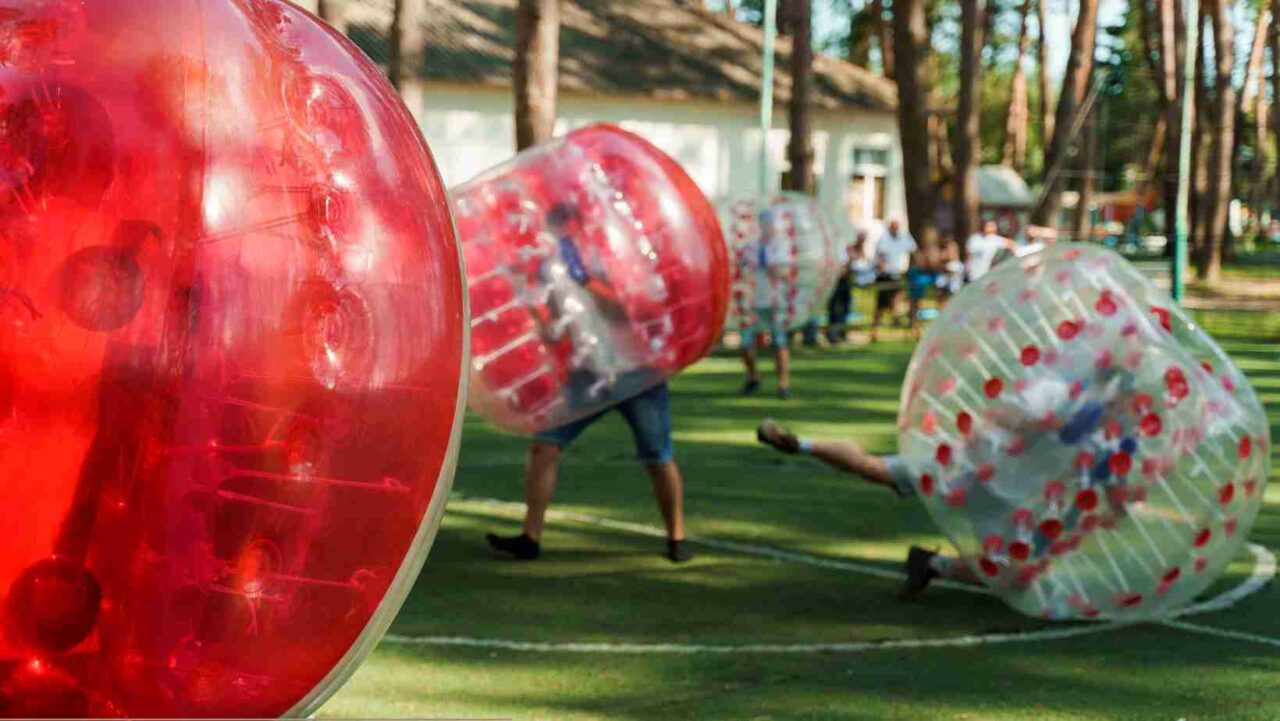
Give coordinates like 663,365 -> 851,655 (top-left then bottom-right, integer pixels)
0,0 -> 466,716
722,192 -> 843,338
453,124 -> 730,434
899,244 -> 1269,620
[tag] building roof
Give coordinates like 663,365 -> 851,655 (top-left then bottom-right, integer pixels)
346,0 -> 897,112
976,165 -> 1034,208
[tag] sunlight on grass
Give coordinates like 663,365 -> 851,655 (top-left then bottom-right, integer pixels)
322,307 -> 1280,721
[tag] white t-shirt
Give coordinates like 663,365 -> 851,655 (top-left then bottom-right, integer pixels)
965,232 -> 1010,279
875,230 -> 917,276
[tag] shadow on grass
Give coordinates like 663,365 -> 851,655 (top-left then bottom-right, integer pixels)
323,308 -> 1280,721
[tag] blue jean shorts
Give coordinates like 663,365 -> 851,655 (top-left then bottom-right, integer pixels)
907,268 -> 939,300
740,307 -> 788,350
534,382 -> 674,463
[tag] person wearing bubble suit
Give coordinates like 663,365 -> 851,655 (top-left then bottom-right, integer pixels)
457,125 -> 730,565
725,194 -> 843,398
758,244 -> 1269,618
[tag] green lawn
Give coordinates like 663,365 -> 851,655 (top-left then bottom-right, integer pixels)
320,309 -> 1280,721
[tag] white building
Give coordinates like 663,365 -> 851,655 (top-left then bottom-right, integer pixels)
299,0 -> 905,232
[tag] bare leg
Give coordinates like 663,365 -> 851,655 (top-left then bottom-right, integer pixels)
644,461 -> 685,541
807,440 -> 894,488
756,420 -> 894,489
741,349 -> 758,382
521,441 -> 563,542
870,305 -> 883,341
775,345 -> 791,391
909,296 -> 922,337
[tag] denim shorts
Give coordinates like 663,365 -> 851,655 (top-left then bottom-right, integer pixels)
740,307 -> 788,350
907,269 -> 939,300
533,382 -> 674,463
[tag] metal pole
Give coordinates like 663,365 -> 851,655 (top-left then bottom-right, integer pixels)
1172,0 -> 1198,302
759,0 -> 779,197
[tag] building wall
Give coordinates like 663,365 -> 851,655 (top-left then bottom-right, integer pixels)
405,82 -> 905,236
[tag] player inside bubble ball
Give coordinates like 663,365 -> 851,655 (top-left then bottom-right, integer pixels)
488,202 -> 695,563
737,207 -> 794,400
754,361 -> 1143,600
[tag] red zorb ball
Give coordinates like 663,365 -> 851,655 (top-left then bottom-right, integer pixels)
453,124 -> 729,434
0,0 -> 466,717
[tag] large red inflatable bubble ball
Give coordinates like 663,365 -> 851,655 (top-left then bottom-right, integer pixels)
454,124 -> 729,434
0,1 -> 466,717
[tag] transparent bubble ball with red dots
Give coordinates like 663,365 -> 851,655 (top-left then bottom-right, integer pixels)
899,244 -> 1269,620
722,193 -> 843,335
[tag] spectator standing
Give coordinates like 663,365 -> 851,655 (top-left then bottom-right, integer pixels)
964,219 -> 1016,281
870,218 -> 916,342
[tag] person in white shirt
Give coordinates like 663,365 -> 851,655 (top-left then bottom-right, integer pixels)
870,218 -> 917,341
965,219 -> 1017,280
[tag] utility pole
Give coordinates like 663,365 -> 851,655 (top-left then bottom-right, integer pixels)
759,0 -> 779,196
1172,0 -> 1198,301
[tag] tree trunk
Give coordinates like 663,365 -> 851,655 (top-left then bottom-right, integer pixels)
1135,115 -> 1167,201
1031,0 -> 1099,226
1161,0 -> 1182,246
955,0 -> 983,245
388,0 -> 406,90
1273,0 -> 1280,218
1232,8 -> 1270,254
981,0 -> 998,75
1198,0 -> 1234,281
892,0 -> 938,248
387,0 -> 422,91
1240,10 -> 1271,112
1190,8 -> 1210,264
1002,0 -> 1033,171
723,0 -> 736,18
514,0 -> 561,151
1072,106 -> 1097,242
848,6 -> 873,65
316,0 -> 347,32
1035,0 -> 1054,156
786,0 -> 815,193
872,0 -> 895,77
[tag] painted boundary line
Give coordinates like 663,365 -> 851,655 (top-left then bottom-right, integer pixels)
383,622 -> 1127,655
382,495 -> 1277,655
1162,620 -> 1280,649
449,494 -> 987,594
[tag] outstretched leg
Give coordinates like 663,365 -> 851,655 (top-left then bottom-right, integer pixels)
756,419 -> 980,598
757,419 -> 895,489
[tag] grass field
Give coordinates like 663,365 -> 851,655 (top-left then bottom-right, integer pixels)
321,308 -> 1280,721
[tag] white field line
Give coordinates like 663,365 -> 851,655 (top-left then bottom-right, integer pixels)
382,623 -> 1127,655
449,494 -> 987,594
380,495 -> 1276,655
1161,620 -> 1280,649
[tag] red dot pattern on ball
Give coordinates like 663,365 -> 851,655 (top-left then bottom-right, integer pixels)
899,240 -> 1268,621
1056,320 -> 1082,340
1020,345 -> 1040,366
